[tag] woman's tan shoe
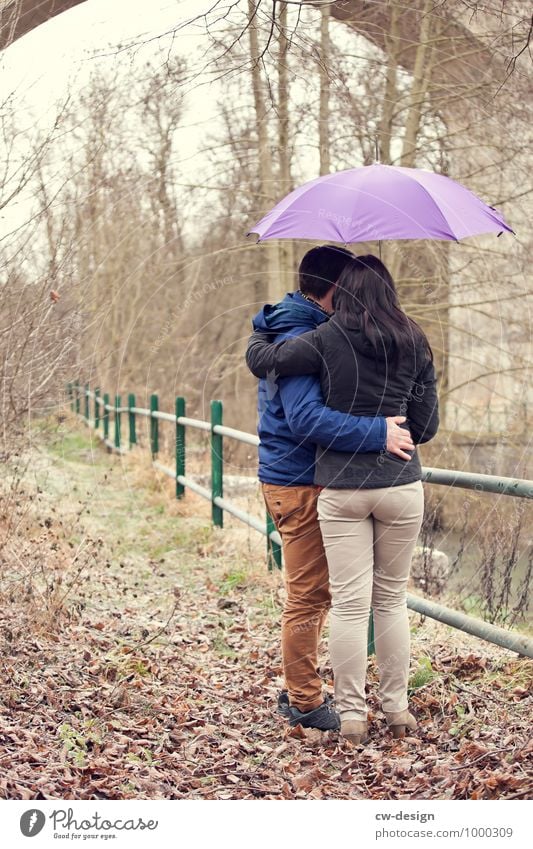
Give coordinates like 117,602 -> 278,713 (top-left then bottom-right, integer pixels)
341,719 -> 369,745
383,709 -> 417,739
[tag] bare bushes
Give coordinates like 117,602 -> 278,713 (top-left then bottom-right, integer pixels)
417,484 -> 532,628
0,467 -> 102,640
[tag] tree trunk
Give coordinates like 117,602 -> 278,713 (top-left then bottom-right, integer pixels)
277,1 -> 293,295
399,0 -> 434,168
377,1 -> 400,166
318,3 -> 331,176
247,0 -> 280,302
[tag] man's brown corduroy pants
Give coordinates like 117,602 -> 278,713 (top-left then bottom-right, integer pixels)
262,483 -> 330,713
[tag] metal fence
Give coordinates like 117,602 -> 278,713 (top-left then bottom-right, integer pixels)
67,381 -> 533,659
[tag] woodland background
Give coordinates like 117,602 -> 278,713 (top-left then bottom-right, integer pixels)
1,0 -> 531,467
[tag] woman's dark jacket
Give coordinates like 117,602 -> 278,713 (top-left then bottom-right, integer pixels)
246,314 -> 439,489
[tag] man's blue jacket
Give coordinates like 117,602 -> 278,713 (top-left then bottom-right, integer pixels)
252,291 -> 387,486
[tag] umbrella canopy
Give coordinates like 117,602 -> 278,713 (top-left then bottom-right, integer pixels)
248,163 -> 513,243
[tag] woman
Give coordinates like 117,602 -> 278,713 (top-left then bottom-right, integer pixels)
246,255 -> 439,743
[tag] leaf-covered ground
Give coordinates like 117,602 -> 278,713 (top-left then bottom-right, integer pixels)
0,416 -> 531,800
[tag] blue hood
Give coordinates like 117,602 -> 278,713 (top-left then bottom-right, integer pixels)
253,291 -> 329,334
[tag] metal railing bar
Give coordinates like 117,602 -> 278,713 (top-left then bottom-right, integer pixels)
152,411 -> 177,423
177,416 -> 211,432
421,467 -> 533,499
153,461 -> 176,478
176,474 -> 212,501
214,495 -> 270,537
213,425 -> 260,447
269,528 -> 283,548
406,593 -> 533,658
213,496 -> 282,547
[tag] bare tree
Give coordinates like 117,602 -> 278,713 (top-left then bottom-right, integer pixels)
277,1 -> 294,293
318,2 -> 331,176
247,0 -> 282,301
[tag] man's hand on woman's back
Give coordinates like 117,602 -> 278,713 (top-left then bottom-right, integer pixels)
386,416 -> 414,460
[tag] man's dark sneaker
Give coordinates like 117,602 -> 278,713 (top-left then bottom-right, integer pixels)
288,698 -> 341,731
277,690 -> 335,720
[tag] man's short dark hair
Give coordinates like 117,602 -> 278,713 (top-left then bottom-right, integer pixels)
298,245 -> 355,299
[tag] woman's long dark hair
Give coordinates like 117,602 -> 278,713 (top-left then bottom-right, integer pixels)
333,254 -> 433,366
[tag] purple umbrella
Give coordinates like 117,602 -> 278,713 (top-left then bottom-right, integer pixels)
248,163 -> 513,243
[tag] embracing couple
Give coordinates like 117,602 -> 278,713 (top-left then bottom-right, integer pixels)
245,245 -> 439,744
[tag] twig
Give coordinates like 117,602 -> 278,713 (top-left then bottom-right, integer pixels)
453,681 -> 510,707
448,746 -> 514,771
123,600 -> 179,652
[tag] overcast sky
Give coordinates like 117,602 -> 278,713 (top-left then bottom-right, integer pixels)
0,1 -> 237,238
2,1 -> 213,127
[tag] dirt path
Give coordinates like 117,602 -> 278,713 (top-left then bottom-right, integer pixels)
0,415 -> 531,800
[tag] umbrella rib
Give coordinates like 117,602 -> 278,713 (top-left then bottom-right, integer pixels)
399,172 -> 460,242
248,168 -> 357,238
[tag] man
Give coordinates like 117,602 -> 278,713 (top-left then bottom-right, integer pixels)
246,245 -> 414,731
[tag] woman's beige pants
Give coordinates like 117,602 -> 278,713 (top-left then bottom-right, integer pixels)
317,481 -> 424,721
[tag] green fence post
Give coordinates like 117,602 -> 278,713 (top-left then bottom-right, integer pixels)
94,388 -> 100,430
175,396 -> 185,498
84,383 -> 90,423
75,382 -> 80,416
103,393 -> 110,442
150,394 -> 159,457
266,511 -> 282,570
114,395 -> 121,451
128,393 -> 136,447
367,608 -> 375,656
210,400 -> 223,528
67,382 -> 73,412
